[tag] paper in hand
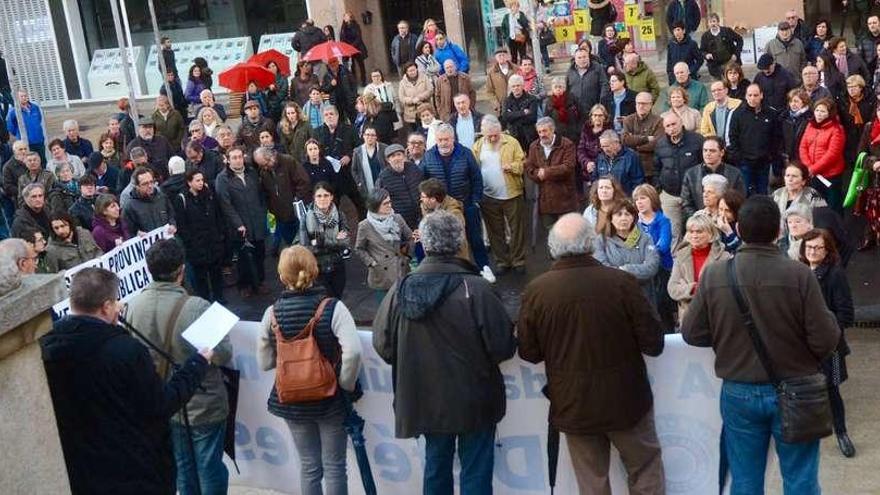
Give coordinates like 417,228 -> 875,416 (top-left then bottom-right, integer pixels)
181,302 -> 240,350
326,156 -> 343,173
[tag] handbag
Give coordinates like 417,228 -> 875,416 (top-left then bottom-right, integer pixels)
844,151 -> 870,208
726,258 -> 832,444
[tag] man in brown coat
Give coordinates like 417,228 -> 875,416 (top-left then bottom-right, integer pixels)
622,92 -> 664,183
252,146 -> 311,248
518,213 -> 665,495
524,117 -> 579,230
434,59 -> 476,122
485,48 -> 519,114
417,178 -> 470,261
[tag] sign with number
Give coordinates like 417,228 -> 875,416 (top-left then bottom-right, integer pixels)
555,25 -> 576,42
573,9 -> 589,32
639,19 -> 655,41
625,4 -> 640,25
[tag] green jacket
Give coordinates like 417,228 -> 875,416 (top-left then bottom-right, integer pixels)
44,227 -> 103,273
624,61 -> 660,102
123,282 -> 233,425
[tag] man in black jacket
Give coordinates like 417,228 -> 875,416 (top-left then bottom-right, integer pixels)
41,267 -> 211,495
566,48 -> 611,136
291,19 -> 326,57
314,106 -> 364,217
753,54 -> 797,112
653,112 -> 704,244
727,83 -> 780,196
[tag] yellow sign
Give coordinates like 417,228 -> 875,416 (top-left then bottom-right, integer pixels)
555,25 -> 576,42
639,19 -> 656,41
625,4 -> 640,25
573,10 -> 589,32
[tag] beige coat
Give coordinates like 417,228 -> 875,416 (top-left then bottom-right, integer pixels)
668,241 -> 732,321
398,74 -> 434,124
485,62 -> 520,113
355,214 -> 413,290
434,73 -> 476,122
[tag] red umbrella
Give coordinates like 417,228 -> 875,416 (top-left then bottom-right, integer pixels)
248,49 -> 291,76
300,40 -> 360,62
218,62 -> 276,92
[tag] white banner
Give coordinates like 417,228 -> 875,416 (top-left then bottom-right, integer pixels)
226,324 -> 725,494
52,225 -> 171,317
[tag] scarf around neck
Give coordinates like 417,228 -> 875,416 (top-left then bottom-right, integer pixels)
849,93 -> 865,125
367,211 -> 401,242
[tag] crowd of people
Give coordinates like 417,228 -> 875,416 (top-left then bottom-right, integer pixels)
0,2 -> 878,495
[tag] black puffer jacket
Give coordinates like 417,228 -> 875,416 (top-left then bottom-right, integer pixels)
653,130 -> 704,196
173,186 -> 226,266
40,315 -> 207,495
375,162 -> 424,230
372,256 -> 516,438
501,92 -> 539,150
780,109 -> 811,163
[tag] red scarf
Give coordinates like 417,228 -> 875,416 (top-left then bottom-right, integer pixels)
551,95 -> 569,124
871,117 -> 880,146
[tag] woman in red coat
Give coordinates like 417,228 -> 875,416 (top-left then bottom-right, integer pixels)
799,97 -> 846,212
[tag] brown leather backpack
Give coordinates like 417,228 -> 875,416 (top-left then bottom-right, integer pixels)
271,298 -> 338,403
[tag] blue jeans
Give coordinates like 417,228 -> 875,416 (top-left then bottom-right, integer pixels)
170,420 -> 229,495
423,426 -> 495,495
286,413 -> 348,495
463,203 -> 491,269
738,161 -> 770,196
721,381 -> 821,495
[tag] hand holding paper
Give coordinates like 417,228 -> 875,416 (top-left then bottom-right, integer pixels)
182,303 -> 240,351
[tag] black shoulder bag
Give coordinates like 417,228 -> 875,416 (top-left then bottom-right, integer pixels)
726,258 -> 832,444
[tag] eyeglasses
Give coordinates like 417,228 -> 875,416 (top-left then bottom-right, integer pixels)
805,245 -> 826,252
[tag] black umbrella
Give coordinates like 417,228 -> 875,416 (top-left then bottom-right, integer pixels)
219,366 -> 241,474
542,385 -> 559,494
343,393 -> 377,495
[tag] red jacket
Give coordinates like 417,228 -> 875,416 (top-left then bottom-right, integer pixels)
799,117 -> 846,178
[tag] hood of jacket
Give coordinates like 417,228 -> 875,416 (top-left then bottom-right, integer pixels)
40,315 -> 125,363
397,255 -> 479,320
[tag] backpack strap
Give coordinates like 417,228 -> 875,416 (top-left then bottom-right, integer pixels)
159,294 -> 190,379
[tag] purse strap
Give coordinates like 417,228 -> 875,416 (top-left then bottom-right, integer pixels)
271,297 -> 332,343
725,258 -> 781,386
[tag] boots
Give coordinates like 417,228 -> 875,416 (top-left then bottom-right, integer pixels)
836,431 -> 856,458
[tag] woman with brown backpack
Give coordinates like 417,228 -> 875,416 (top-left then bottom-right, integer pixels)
257,245 -> 363,494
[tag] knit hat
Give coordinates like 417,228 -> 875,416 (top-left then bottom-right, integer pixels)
757,54 -> 774,70
385,144 -> 406,158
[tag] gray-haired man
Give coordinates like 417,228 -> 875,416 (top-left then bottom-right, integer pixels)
518,213 -> 664,494
373,209 -> 516,495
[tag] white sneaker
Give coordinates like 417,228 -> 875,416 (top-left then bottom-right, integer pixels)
481,265 -> 496,284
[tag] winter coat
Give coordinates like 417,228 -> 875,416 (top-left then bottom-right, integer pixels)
265,75 -> 290,122
666,37 -> 703,82
420,196 -> 471,261
449,110 -> 485,145
292,25 -> 326,55
375,162 -> 424,230
355,214 -> 412,290
681,244 -> 840,383
799,117 -> 846,179
665,0 -> 701,33
501,92 -> 539,150
44,228 -> 103,272
63,137 -> 95,161
91,215 -> 130,252
321,66 -> 357,120
372,255 -> 516,437
301,204 -> 351,273
398,74 -> 434,123
47,155 -> 87,180
588,1 -> 616,37
639,212 -> 674,270
125,135 -> 174,181
277,120 -> 313,163
173,187 -> 226,266
518,254 -> 662,434
69,195 -> 97,230
351,143 -> 388,200
700,27 -> 743,69
813,262 -> 854,358
94,165 -> 120,196
764,36 -> 807,84
839,94 -> 875,164
653,130 -> 704,196
152,109 -> 185,151
753,65 -> 797,110
435,41 -> 470,74
47,182 -> 80,215
159,79 -> 188,117
236,116 -> 275,153
215,166 -> 267,242
501,10 -> 531,45
340,20 -> 368,57
668,242 -> 731,320
123,188 -> 175,234
525,135 -> 579,214
185,148 -> 224,185
420,142 -> 483,207
859,31 -> 880,72
543,93 -> 581,143
780,109 -> 812,162
699,98 -> 742,139
660,80 -> 709,113
624,60 -> 661,101
434,73 -> 477,122
727,103 -> 781,163
486,62 -> 520,113
565,63 -> 611,125
391,33 -> 419,69
184,78 -> 208,105
473,133 -> 526,199
17,170 -> 56,207
680,162 -> 746,217
290,73 -> 320,106
593,229 -> 660,301
622,112 -> 664,178
6,102 -> 44,144
664,106 -> 702,134
123,282 -> 232,425
259,153 -> 312,223
41,315 -> 208,495
2,157 -> 26,200
593,147 -> 645,194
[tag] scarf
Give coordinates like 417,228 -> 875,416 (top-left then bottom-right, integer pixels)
366,211 -> 401,242
360,145 -> 378,193
313,204 -> 339,229
789,107 -> 808,119
551,94 -> 569,124
849,93 -> 865,126
521,70 -> 538,93
871,118 -> 880,146
619,226 -> 642,249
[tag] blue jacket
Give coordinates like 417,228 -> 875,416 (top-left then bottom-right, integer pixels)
6,103 -> 45,144
666,37 -> 702,81
435,42 -> 470,74
665,0 -> 701,34
593,146 -> 644,194
420,143 -> 482,206
639,211 -> 674,270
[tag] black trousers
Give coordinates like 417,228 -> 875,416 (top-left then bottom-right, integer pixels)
318,262 -> 347,298
191,263 -> 225,302
348,55 -> 367,87
829,385 -> 848,434
508,39 -> 528,64
236,239 -> 266,289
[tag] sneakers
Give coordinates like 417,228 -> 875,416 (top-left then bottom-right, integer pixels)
481,265 -> 496,284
